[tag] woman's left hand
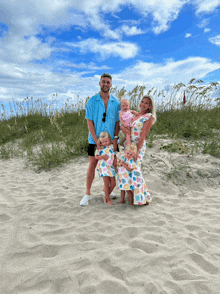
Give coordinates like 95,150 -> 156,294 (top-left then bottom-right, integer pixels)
112,138 -> 118,151
102,155 -> 108,161
113,156 -> 117,168
134,152 -> 139,162
120,125 -> 130,135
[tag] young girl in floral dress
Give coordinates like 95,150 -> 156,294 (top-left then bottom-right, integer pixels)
117,143 -> 138,205
95,131 -> 116,205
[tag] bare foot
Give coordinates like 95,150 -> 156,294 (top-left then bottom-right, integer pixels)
129,198 -> 134,206
118,201 -> 125,204
107,200 -> 114,205
103,197 -> 107,203
128,195 -> 134,206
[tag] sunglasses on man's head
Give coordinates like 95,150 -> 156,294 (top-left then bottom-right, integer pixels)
102,112 -> 106,122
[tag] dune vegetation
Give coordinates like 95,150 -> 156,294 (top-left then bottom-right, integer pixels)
0,79 -> 219,172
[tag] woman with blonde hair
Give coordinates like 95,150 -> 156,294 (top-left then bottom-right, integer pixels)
120,95 -> 156,205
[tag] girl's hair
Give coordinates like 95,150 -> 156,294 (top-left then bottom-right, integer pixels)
120,98 -> 130,106
99,131 -> 112,141
142,95 -> 157,124
126,143 -> 137,154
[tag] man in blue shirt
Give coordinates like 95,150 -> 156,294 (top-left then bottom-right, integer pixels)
80,73 -> 120,206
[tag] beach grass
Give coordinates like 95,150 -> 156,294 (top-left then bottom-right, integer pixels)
1,79 -> 219,171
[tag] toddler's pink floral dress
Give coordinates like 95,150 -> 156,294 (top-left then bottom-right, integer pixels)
130,113 -> 154,205
119,110 -> 134,126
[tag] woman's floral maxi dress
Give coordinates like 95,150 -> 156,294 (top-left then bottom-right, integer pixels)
130,113 -> 154,205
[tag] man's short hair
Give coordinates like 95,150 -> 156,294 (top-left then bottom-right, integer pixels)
101,73 -> 112,80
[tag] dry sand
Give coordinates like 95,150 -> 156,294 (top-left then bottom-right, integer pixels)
0,139 -> 220,294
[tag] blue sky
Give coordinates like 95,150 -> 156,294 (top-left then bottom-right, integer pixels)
0,0 -> 220,116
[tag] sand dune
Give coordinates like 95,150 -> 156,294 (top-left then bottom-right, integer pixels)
0,140 -> 220,294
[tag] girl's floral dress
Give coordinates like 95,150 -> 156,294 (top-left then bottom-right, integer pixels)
130,113 -> 154,205
117,154 -> 137,191
96,145 -> 115,177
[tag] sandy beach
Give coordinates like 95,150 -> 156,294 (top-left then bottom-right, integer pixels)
0,139 -> 220,294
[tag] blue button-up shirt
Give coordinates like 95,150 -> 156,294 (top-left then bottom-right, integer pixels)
86,92 -> 120,144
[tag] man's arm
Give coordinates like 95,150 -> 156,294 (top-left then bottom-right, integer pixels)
113,121 -> 119,152
87,119 -> 101,149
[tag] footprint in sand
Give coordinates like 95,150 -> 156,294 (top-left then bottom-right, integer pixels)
97,280 -> 129,294
129,240 -> 159,254
189,253 -> 219,275
0,214 -> 11,222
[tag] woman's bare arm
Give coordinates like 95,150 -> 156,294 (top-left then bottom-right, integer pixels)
130,110 -> 139,116
96,154 -> 108,161
137,116 -> 153,153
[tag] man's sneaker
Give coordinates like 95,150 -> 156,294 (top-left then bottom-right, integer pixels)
80,195 -> 91,206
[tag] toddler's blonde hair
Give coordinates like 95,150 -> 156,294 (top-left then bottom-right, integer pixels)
99,131 -> 112,141
120,98 -> 130,106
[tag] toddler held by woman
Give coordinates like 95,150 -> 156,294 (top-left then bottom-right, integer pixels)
119,99 -> 138,146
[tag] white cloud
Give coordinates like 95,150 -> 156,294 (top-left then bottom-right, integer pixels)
68,38 -> 139,59
197,18 -> 211,33
0,0 -> 189,41
1,0 -> 89,36
63,1 -> 188,39
101,25 -> 145,39
1,0 -> 219,45
185,33 -> 192,38
0,34 -> 52,63
209,35 -> 220,47
1,56 -> 219,105
143,0 -> 188,34
0,0 -> 220,107
58,61 -> 111,70
119,25 -> 145,36
197,18 -> 209,28
204,28 -> 211,33
193,0 -> 220,15
0,60 -> 88,103
113,57 -> 220,91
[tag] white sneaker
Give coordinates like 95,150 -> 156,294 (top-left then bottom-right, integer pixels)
80,195 -> 91,206
102,191 -> 116,199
